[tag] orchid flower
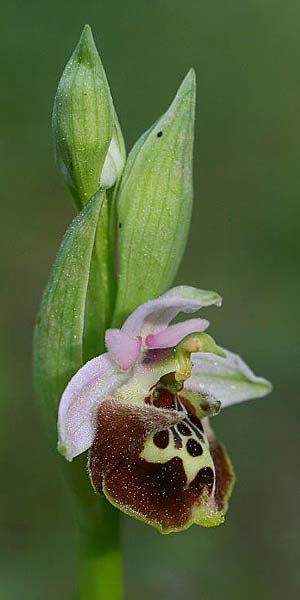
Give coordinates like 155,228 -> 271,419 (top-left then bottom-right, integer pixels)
58,286 -> 271,534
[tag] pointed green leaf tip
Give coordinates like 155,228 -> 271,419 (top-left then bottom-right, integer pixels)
113,69 -> 196,324
52,24 -> 125,210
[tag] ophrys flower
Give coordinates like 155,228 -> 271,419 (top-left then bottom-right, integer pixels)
58,286 -> 271,533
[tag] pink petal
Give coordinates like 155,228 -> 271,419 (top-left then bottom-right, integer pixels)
57,353 -> 128,461
145,318 -> 209,349
105,329 -> 142,370
122,286 -> 221,339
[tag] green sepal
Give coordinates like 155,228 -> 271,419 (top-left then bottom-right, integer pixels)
52,25 -> 124,209
113,69 -> 196,325
33,192 -> 104,442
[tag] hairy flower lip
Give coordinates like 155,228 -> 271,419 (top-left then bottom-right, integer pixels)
88,393 -> 231,533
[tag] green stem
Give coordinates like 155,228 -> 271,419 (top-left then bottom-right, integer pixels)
66,455 -> 123,600
79,502 -> 123,600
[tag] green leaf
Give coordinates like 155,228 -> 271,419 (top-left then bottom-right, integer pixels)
113,69 -> 196,326
52,25 -> 124,209
33,192 -> 104,442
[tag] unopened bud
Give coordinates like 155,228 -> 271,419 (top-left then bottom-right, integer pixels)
53,24 -> 125,209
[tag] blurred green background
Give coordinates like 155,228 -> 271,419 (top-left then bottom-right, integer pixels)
1,1 -> 299,598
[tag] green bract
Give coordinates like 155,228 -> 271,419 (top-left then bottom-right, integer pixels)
53,25 -> 125,209
33,192 -> 104,438
113,69 -> 196,325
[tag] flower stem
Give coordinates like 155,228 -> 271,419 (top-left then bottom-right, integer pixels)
79,502 -> 123,600
67,455 -> 123,600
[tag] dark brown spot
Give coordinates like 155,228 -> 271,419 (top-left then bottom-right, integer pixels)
153,430 -> 169,449
198,467 -> 214,488
187,439 -> 203,457
153,389 -> 176,410
177,422 -> 191,436
118,222 -> 122,228
157,131 -> 163,137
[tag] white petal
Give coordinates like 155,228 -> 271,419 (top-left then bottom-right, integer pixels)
122,286 -> 222,338
57,353 -> 128,461
185,348 -> 272,408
